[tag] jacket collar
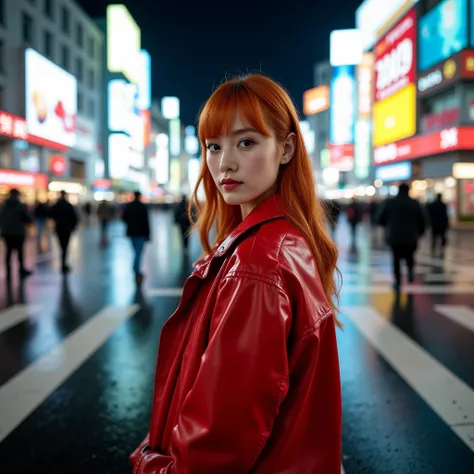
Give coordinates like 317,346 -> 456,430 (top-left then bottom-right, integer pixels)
192,194 -> 285,278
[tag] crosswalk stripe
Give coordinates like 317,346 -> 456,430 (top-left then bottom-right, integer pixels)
0,305 -> 42,334
342,305 -> 474,451
434,305 -> 474,333
0,304 -> 139,444
342,284 -> 474,294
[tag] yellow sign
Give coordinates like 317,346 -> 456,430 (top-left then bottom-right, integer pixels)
443,59 -> 456,80
373,83 -> 416,147
107,5 -> 141,84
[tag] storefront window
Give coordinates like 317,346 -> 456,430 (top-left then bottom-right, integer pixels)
459,179 -> 474,219
19,148 -> 40,173
0,141 -> 11,168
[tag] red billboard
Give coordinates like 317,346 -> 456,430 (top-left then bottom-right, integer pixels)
374,9 -> 416,103
329,143 -> 354,171
374,127 -> 474,165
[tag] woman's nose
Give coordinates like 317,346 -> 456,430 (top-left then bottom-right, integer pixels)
219,150 -> 237,172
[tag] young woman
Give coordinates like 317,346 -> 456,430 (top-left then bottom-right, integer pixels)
130,74 -> 342,474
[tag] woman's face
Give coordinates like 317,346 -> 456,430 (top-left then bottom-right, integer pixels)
205,114 -> 295,218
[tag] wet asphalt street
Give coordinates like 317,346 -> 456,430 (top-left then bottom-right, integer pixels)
0,210 -> 473,473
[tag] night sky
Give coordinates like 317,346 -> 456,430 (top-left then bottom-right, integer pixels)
77,0 -> 362,125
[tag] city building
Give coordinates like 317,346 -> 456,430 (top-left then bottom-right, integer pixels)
0,0 -> 104,204
94,4 -> 152,201
363,0 -> 474,221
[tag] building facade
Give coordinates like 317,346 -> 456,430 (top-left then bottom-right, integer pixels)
0,0 -> 103,204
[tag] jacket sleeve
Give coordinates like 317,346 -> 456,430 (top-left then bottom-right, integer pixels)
134,275 -> 291,473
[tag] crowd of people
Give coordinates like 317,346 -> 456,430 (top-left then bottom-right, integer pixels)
325,184 -> 450,290
0,190 -> 194,287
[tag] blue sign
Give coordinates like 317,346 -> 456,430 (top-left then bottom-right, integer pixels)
330,65 -> 356,145
375,162 -> 412,182
419,0 -> 467,72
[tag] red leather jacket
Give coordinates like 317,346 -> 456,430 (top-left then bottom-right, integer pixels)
130,194 -> 342,473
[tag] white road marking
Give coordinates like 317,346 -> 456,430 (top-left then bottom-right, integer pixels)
148,288 -> 183,297
0,304 -> 139,444
342,305 -> 474,451
342,284 -> 474,294
434,305 -> 474,333
0,305 -> 42,334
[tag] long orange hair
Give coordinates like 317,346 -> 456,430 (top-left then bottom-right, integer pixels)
190,74 -> 342,324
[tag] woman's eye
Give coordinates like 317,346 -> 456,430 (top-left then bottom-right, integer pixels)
206,143 -> 220,152
238,139 -> 255,148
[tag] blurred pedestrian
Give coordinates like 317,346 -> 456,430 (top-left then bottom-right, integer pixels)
122,191 -> 150,284
34,199 -> 50,251
97,199 -> 115,246
0,189 -> 33,280
174,194 -> 193,253
426,193 -> 449,257
346,197 -> 363,245
325,199 -> 341,239
377,183 -> 427,289
50,190 -> 79,274
83,201 -> 92,225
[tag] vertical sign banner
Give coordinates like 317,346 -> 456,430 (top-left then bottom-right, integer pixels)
357,53 -> 374,119
373,8 -> 417,147
330,65 -> 356,145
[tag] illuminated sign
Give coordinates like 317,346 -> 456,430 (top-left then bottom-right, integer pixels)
354,120 -> 372,179
357,53 -> 374,119
375,161 -> 412,181
373,83 -> 416,146
136,50 -> 151,110
419,0 -> 467,72
93,179 -> 111,190
330,29 -> 363,66
356,0 -> 419,51
0,169 -> 48,189
417,50 -> 474,97
453,162 -> 474,178
156,133 -> 169,184
330,65 -> 356,145
169,118 -> 181,156
374,9 -> 416,103
373,10 -> 416,147
422,107 -> 460,133
303,86 -> 330,116
0,111 -> 28,140
109,133 -> 131,179
162,97 -> 180,120
374,126 -> 474,164
107,5 -> 141,84
329,143 -> 354,171
25,48 -> 77,147
50,155 -> 66,175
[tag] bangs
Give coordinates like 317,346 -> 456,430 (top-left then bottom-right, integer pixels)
199,81 -> 272,142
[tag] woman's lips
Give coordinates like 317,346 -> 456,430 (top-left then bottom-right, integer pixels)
222,182 -> 242,191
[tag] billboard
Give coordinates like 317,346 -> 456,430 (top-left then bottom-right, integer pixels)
329,144 -> 354,171
303,86 -> 329,116
107,5 -> 141,84
25,48 -> 77,147
373,126 -> 474,164
136,50 -> 151,111
357,53 -> 374,119
330,65 -> 356,145
419,0 -> 467,72
375,161 -> 412,181
330,29 -> 362,66
417,49 -> 474,97
373,10 -> 416,146
374,9 -> 416,102
356,0 -> 419,51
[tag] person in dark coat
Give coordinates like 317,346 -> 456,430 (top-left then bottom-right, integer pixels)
34,199 -> 50,250
49,191 -> 79,274
122,191 -> 150,283
325,200 -> 341,239
0,188 -> 33,279
346,197 -> 363,245
426,193 -> 449,257
377,183 -> 427,289
174,194 -> 193,253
